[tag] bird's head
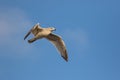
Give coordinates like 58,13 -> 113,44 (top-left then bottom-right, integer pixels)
49,27 -> 56,32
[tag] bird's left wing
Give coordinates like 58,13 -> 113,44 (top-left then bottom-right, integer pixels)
45,33 -> 68,62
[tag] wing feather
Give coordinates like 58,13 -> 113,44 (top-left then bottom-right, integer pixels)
46,33 -> 68,61
24,23 -> 42,40
24,28 -> 32,40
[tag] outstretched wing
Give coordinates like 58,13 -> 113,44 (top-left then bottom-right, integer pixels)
46,33 -> 68,62
24,23 -> 42,40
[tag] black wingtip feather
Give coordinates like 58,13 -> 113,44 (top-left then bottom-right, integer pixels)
62,56 -> 68,62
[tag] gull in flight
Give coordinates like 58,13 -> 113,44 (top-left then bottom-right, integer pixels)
24,23 -> 68,62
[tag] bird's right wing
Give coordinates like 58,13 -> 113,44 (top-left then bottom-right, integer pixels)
24,23 -> 41,40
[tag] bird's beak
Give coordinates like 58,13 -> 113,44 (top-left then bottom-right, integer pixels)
54,28 -> 56,31
52,28 -> 56,31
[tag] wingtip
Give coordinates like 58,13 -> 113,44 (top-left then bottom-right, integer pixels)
24,37 -> 26,40
65,58 -> 68,62
24,36 -> 28,40
62,56 -> 68,62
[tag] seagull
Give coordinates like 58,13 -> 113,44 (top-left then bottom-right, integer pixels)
24,23 -> 68,62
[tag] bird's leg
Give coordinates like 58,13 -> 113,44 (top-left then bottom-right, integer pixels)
28,37 -> 37,43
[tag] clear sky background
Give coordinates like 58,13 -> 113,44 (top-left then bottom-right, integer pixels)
0,0 -> 120,80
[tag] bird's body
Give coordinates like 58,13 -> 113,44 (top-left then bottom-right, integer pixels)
24,23 -> 68,62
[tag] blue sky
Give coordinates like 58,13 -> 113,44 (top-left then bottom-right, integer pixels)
0,0 -> 120,80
